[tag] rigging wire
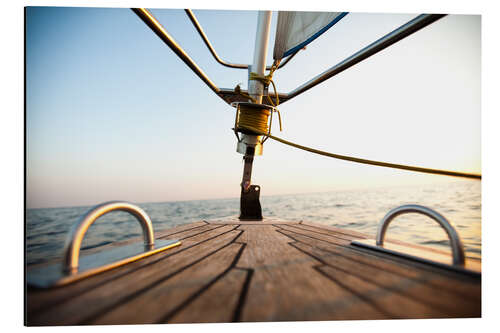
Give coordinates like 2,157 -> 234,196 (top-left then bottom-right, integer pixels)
237,124 -> 481,180
230,51 -> 480,180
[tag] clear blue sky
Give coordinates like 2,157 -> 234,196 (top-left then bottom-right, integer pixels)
26,6 -> 480,209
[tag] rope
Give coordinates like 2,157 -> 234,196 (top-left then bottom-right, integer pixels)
237,105 -> 271,134
249,59 -> 281,107
237,124 -> 482,180
232,60 -> 480,180
233,59 -> 284,134
233,59 -> 281,107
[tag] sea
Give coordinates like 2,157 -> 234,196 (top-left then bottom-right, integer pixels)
26,180 -> 481,266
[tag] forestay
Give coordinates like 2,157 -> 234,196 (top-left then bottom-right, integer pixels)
273,11 -> 348,60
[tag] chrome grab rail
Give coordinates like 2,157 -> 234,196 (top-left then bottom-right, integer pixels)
376,204 -> 465,266
184,9 -> 250,69
185,8 -> 299,70
133,9 -> 445,107
63,201 -> 155,274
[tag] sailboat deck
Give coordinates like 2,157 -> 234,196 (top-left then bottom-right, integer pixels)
26,219 -> 481,325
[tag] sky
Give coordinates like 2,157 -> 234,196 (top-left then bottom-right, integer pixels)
25,5 -> 481,209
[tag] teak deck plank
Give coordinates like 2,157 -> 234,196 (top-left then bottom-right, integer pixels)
300,221 -> 371,239
156,221 -> 209,238
301,221 -> 472,257
276,225 -> 481,301
26,221 -> 211,271
235,225 -> 388,321
26,219 -> 481,325
278,224 -> 355,245
286,222 -> 369,242
316,265 -> 448,319
168,269 -> 249,323
274,225 -> 477,319
293,241 -> 479,317
91,243 -> 243,324
26,222 -> 223,315
28,226 -> 239,325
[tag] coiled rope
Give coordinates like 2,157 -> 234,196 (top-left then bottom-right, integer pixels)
237,106 -> 271,134
237,124 -> 481,180
234,60 -> 283,134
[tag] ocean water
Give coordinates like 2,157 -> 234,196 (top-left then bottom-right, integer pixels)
26,180 -> 481,266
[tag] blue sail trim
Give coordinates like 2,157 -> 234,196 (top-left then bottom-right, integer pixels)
282,12 -> 349,58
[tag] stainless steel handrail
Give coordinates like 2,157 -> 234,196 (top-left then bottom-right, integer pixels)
376,204 -> 465,266
184,9 -> 300,70
63,201 -> 155,274
132,10 -> 446,106
131,8 -> 221,95
184,9 -> 247,69
284,14 -> 446,102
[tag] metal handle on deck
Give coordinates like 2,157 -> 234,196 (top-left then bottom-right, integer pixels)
63,201 -> 155,274
376,204 -> 465,266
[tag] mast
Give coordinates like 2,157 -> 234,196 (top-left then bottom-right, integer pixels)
249,11 -> 272,103
238,11 -> 272,220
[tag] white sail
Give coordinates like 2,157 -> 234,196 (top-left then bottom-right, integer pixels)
273,11 -> 347,60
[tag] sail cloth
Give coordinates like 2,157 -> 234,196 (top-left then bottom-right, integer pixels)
273,11 -> 348,60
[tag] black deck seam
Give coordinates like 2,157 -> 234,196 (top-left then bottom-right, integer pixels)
270,225 -> 394,318
224,224 -> 254,322
27,225 -> 239,319
312,264 -> 396,318
230,268 -> 253,322
275,228 -> 479,305
62,223 -> 221,261
285,237 -> 474,315
274,225 -> 352,247
299,222 -> 369,239
231,225 -> 244,241
156,242 -> 248,323
285,235 -> 418,317
157,227 -> 248,323
347,243 -> 482,281
79,228 -> 244,325
297,224 -> 480,281
280,224 -> 356,242
292,242 -> 441,313
159,224 -> 226,241
156,221 -> 215,239
277,226 -> 479,287
314,264 -> 469,318
275,224 -> 479,283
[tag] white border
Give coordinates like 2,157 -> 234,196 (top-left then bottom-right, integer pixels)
5,0 -> 498,331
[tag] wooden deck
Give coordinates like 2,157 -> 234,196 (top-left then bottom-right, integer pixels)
26,219 -> 481,325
